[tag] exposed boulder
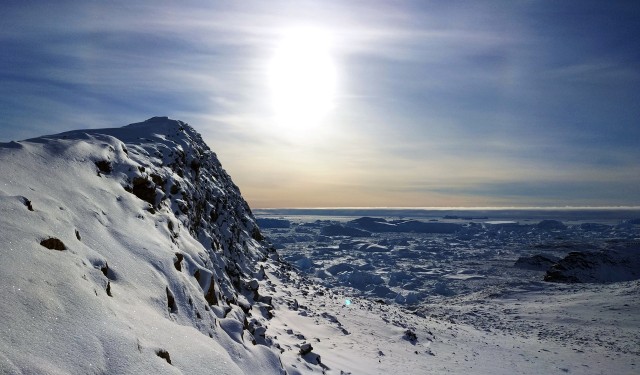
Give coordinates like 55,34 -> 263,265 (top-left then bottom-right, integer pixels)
299,342 -> 313,355
40,237 -> 66,251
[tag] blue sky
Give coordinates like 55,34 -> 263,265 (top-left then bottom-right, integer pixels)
1,1 -> 639,207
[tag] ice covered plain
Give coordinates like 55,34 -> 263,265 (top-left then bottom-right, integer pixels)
256,210 -> 640,374
0,117 -> 638,374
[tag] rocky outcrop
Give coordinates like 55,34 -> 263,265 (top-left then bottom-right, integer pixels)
544,247 -> 640,283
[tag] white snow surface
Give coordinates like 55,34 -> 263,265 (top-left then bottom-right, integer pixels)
1,117 -> 639,374
0,118 -> 282,374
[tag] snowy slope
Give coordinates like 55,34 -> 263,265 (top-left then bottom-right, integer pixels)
2,118 -> 638,375
0,117 -> 283,374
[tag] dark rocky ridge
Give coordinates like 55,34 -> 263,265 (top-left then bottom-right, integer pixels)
544,246 -> 640,283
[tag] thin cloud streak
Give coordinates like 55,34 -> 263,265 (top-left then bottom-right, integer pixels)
0,1 -> 638,207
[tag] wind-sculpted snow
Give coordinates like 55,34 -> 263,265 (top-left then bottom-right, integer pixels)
0,117 -> 284,374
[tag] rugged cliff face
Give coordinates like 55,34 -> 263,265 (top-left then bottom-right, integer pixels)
0,117 -> 283,374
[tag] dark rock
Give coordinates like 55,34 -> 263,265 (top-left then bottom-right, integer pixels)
156,349 -> 171,364
95,160 -> 112,174
545,249 -> 640,283
22,197 -> 34,211
174,253 -> 183,271
40,237 -> 66,251
166,287 -> 177,313
204,276 -> 218,305
404,329 -> 418,343
247,278 -> 259,291
299,342 -> 313,355
130,177 -> 157,205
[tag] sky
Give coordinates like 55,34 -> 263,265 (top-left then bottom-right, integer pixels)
1,1 -> 639,208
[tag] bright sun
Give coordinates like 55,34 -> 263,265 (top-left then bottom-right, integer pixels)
268,28 -> 337,134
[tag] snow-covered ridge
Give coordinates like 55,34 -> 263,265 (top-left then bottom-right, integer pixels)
0,117 -> 283,374
3,118 -> 639,374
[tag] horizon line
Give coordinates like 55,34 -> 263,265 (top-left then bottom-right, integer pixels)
254,206 -> 640,211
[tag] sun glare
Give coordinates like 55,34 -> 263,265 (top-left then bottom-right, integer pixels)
268,28 -> 337,135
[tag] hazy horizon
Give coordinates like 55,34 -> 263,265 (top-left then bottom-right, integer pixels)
254,205 -> 640,210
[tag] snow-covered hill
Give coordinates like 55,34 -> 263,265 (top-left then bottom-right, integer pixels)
0,117 -> 284,374
2,118 -> 638,375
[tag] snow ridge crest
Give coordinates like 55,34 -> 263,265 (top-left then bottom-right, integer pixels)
0,117 -> 283,374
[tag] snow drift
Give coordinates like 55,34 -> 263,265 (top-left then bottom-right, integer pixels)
0,117 -> 284,374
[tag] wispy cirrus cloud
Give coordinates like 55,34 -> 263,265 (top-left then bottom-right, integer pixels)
1,1 -> 639,207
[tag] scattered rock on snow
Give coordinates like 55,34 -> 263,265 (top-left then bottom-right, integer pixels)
95,160 -> 113,174
40,237 -> 66,251
404,329 -> 418,343
247,278 -> 259,291
22,197 -> 34,211
166,287 -> 177,313
156,349 -> 172,364
299,342 -> 313,355
174,253 -> 183,271
129,177 -> 157,206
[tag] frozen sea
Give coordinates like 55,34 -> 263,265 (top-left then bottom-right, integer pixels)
255,207 -> 640,366
255,207 -> 640,300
